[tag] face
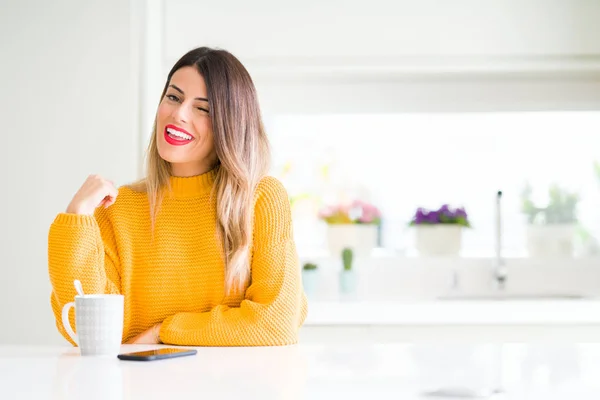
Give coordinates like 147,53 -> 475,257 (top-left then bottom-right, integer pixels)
156,66 -> 218,177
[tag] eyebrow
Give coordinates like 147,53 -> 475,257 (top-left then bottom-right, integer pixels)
168,84 -> 209,102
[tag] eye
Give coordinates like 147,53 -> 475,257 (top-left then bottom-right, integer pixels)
166,94 -> 180,102
196,107 -> 209,113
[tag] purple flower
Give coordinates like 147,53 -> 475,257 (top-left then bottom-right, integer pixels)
455,207 -> 467,218
410,204 -> 470,227
427,211 -> 440,223
414,208 -> 428,224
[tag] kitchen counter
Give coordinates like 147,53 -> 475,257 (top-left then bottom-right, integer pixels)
2,343 -> 600,399
305,299 -> 600,325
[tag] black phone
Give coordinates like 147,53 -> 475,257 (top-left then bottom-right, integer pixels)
117,347 -> 197,361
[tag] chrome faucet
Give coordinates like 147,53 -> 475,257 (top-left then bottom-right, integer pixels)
493,190 -> 507,289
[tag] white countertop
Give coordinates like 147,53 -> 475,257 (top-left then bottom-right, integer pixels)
2,343 -> 600,399
304,299 -> 600,325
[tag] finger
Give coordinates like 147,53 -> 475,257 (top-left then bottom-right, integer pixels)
99,178 -> 113,188
106,193 -> 117,205
101,197 -> 116,208
126,335 -> 140,344
98,183 -> 118,209
104,181 -> 118,198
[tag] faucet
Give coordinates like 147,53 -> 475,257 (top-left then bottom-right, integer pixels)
493,190 -> 507,289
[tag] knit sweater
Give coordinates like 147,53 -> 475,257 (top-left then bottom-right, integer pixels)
48,169 -> 307,346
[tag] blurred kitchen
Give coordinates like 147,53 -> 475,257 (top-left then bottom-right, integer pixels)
4,1 -> 600,397
2,0 -> 600,351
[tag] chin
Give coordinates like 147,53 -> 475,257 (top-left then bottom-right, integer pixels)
158,147 -> 207,169
156,148 -> 176,164
158,149 -> 187,164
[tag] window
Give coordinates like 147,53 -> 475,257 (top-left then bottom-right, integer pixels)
267,112 -> 600,258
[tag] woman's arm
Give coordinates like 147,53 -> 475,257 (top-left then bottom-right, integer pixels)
158,177 -> 308,346
48,206 -> 121,345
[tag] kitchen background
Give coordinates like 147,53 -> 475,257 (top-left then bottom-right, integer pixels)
1,0 -> 600,345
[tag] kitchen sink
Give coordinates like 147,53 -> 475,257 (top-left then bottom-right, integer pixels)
437,293 -> 589,301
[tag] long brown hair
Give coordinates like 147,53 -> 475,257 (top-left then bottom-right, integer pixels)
134,47 -> 271,296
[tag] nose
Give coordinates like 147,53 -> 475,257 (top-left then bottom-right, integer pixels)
172,102 -> 191,124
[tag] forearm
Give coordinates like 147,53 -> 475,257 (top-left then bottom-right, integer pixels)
48,214 -> 119,298
160,301 -> 303,347
160,240 -> 307,347
48,212 -> 121,344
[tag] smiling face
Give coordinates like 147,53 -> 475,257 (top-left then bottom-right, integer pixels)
156,66 -> 218,177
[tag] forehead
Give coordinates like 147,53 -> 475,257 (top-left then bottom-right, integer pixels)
169,66 -> 207,96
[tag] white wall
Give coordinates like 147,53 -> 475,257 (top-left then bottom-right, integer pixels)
133,0 -> 600,137
0,0 -> 140,344
164,0 -> 600,61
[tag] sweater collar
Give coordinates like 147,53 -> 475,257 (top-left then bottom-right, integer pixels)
167,167 -> 217,198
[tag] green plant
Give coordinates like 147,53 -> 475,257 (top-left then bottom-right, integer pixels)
302,262 -> 318,271
594,161 -> 600,184
521,182 -> 579,224
342,248 -> 353,271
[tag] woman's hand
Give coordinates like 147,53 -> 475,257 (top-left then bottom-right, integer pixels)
66,174 -> 118,215
125,324 -> 163,344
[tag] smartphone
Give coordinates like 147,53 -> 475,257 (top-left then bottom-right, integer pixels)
117,347 -> 197,361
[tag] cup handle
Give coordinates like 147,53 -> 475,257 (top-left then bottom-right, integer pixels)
61,302 -> 78,345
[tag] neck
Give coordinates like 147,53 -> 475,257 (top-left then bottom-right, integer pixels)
171,160 -> 215,178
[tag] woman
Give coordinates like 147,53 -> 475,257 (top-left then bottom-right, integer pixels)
48,47 -> 308,346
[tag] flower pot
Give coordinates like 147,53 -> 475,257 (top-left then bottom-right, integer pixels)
339,269 -> 357,296
301,269 -> 319,296
415,224 -> 463,257
526,224 -> 575,258
326,224 -> 377,257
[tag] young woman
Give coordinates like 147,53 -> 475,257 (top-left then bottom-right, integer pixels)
48,47 -> 307,346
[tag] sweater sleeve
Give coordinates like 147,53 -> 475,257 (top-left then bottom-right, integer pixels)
159,177 -> 308,346
48,206 -> 121,345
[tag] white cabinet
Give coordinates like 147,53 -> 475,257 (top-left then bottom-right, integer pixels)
300,325 -> 600,343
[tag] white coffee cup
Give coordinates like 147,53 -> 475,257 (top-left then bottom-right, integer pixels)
61,294 -> 124,356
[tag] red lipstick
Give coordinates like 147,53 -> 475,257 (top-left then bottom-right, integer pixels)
164,124 -> 194,146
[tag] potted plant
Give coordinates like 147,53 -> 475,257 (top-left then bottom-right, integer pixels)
521,183 -> 579,258
301,262 -> 319,296
339,248 -> 357,296
318,199 -> 381,257
409,204 -> 470,256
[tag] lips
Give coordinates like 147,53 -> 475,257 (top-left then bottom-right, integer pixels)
164,124 -> 194,146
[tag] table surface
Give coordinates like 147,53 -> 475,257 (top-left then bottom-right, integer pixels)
2,343 -> 600,399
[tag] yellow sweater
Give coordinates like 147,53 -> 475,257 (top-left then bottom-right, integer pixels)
48,170 -> 307,346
